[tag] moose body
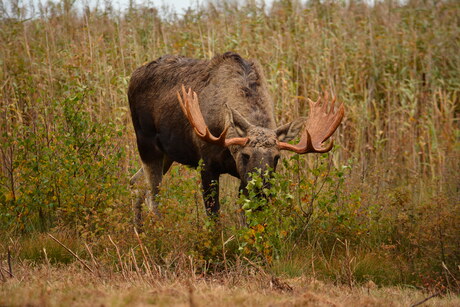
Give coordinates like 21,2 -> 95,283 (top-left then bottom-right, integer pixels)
128,52 -> 343,223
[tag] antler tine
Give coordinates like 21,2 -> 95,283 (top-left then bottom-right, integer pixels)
177,85 -> 248,147
307,98 -> 315,111
277,129 -> 314,154
278,92 -> 344,154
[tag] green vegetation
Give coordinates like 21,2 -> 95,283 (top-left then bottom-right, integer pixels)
0,0 -> 458,296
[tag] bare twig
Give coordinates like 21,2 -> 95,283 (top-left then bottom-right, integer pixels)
134,227 -> 154,279
43,248 -> 51,267
84,243 -> 102,278
108,235 -> 127,279
243,256 -> 268,277
130,248 -> 141,279
0,267 -> 13,278
410,291 -> 441,307
47,233 -> 94,274
442,261 -> 460,290
222,232 -> 234,273
130,167 -> 144,186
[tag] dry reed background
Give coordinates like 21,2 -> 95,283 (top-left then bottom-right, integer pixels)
0,0 -> 459,305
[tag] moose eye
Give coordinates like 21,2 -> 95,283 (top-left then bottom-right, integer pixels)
274,155 -> 280,167
241,153 -> 250,165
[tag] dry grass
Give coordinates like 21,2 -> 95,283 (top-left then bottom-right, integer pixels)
0,0 -> 459,299
1,262 -> 459,307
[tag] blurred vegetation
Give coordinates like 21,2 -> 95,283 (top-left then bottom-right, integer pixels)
0,0 -> 459,292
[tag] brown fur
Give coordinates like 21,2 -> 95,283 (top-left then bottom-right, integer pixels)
128,52 -> 304,219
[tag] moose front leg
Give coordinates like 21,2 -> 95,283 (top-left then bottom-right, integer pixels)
201,169 -> 220,215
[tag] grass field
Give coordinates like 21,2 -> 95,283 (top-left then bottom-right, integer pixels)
1,261 -> 460,306
0,0 -> 459,305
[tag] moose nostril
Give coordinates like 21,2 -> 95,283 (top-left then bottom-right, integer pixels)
274,155 -> 280,167
242,153 -> 250,164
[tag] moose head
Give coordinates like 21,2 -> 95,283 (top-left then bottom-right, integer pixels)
177,85 -> 344,187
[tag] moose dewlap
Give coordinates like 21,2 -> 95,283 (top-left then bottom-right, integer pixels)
128,52 -> 344,224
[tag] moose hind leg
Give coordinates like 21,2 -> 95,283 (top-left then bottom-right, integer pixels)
142,158 -> 166,213
131,160 -> 163,231
131,155 -> 172,231
130,155 -> 165,231
143,154 -> 173,209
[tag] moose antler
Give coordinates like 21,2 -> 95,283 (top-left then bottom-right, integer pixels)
278,92 -> 344,154
177,85 -> 249,147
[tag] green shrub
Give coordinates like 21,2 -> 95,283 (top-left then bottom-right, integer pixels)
0,87 -> 128,237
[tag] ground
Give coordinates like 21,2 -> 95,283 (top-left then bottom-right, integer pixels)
1,262 -> 458,307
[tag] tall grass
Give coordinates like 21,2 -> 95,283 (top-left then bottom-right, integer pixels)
0,0 -> 459,290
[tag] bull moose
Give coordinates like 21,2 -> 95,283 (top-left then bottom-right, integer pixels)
128,52 -> 344,225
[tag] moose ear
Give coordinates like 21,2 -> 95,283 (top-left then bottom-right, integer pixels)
226,105 -> 253,137
275,118 -> 306,142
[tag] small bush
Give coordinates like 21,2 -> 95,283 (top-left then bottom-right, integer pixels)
0,87 -> 128,237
